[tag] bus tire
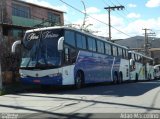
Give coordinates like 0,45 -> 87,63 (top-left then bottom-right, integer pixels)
75,71 -> 84,89
113,72 -> 118,84
135,73 -> 138,82
118,72 -> 123,84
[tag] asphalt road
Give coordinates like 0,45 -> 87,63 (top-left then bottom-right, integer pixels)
0,80 -> 160,118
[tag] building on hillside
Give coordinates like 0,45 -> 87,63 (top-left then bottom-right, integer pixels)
0,0 -> 64,84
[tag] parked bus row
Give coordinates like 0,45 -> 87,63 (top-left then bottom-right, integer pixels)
11,26 -> 157,88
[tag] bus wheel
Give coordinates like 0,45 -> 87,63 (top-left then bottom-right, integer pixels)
135,73 -> 138,82
75,71 -> 83,89
113,73 -> 118,84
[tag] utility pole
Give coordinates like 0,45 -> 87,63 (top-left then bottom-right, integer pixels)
142,28 -> 156,56
0,0 -> 3,94
81,0 -> 86,30
104,5 -> 125,41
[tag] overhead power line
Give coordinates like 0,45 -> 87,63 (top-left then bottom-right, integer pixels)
59,0 -> 131,37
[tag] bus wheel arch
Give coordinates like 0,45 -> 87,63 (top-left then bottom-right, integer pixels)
75,70 -> 84,89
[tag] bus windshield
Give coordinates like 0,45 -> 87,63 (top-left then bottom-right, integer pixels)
20,29 -> 63,69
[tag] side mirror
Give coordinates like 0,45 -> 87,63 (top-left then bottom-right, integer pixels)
12,40 -> 21,53
58,37 -> 64,51
130,59 -> 135,70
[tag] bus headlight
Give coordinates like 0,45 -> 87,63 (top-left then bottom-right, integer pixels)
20,73 -> 27,78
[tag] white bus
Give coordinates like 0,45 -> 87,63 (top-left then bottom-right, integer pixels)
128,51 -> 154,81
154,64 -> 160,79
12,26 -> 131,88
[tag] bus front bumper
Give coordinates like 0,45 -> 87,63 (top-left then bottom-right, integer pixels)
20,75 -> 63,85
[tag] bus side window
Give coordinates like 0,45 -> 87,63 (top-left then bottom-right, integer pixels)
97,40 -> 104,54
76,33 -> 86,49
118,47 -> 122,57
64,47 -> 77,64
88,37 -> 96,52
112,46 -> 118,56
65,30 -> 75,47
105,43 -> 111,55
124,50 -> 128,59
64,47 -> 70,63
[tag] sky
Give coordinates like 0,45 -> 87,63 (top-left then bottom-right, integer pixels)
23,0 -> 160,39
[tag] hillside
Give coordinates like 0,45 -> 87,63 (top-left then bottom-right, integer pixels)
115,36 -> 160,48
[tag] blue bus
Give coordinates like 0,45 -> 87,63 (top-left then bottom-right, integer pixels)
12,26 -> 148,88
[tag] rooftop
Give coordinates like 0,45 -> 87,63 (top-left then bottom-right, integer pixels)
14,0 -> 65,13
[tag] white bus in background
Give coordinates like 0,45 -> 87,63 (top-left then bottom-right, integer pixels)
128,51 -> 154,81
154,64 -> 160,79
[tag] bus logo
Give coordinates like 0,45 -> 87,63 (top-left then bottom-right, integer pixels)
27,33 -> 39,41
42,31 -> 59,39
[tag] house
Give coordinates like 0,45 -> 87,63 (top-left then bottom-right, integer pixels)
0,0 -> 64,84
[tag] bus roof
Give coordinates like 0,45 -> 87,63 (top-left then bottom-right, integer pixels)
25,26 -> 129,50
128,50 -> 153,60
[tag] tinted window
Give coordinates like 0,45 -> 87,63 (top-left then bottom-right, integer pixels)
123,49 -> 128,59
118,47 -> 122,57
105,43 -> 111,55
125,50 -> 128,59
88,37 -> 96,52
97,40 -> 104,53
81,36 -> 87,49
112,46 -> 118,56
65,31 -> 75,47
76,33 -> 86,49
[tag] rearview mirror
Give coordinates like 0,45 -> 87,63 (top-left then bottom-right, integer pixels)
58,37 -> 64,51
11,40 -> 21,53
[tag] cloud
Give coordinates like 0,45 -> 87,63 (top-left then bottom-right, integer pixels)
146,0 -> 160,8
23,0 -> 68,12
122,18 -> 160,38
23,0 -> 160,39
72,13 -> 125,39
71,13 -> 160,39
84,7 -> 100,14
127,13 -> 141,19
128,3 -> 137,8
